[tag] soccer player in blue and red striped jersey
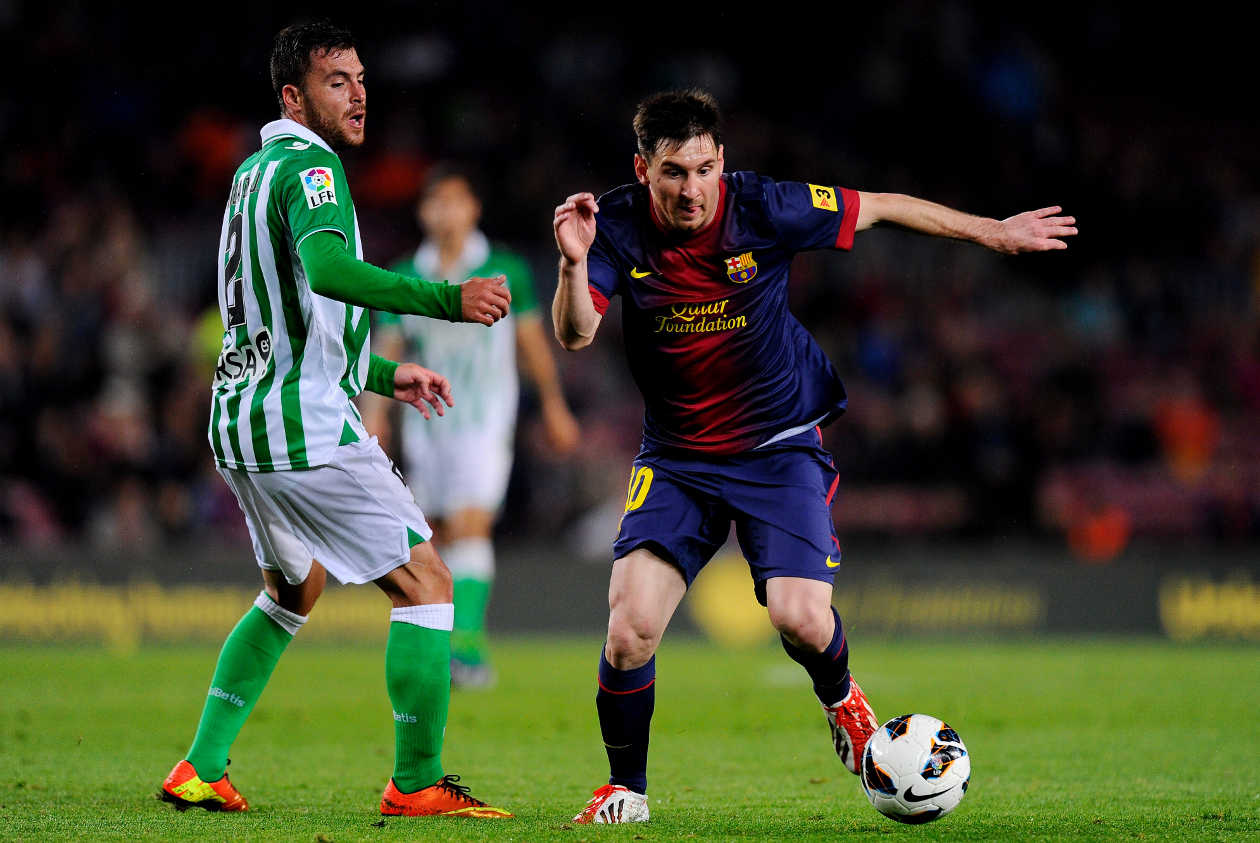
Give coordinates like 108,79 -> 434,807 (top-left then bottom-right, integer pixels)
553,89 -> 1077,824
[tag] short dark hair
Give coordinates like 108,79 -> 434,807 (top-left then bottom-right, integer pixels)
270,20 -> 357,115
421,162 -> 483,201
633,88 -> 722,160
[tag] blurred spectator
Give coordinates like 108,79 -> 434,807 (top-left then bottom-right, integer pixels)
1,4 -> 1257,554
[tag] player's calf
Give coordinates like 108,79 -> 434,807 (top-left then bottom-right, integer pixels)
774,602 -> 877,773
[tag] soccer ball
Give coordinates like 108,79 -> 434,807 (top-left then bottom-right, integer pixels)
860,713 -> 970,824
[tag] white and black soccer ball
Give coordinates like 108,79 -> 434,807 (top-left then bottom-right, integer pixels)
860,713 -> 970,824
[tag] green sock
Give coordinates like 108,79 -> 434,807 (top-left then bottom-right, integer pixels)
451,577 -> 492,665
186,604 -> 295,780
386,617 -> 451,791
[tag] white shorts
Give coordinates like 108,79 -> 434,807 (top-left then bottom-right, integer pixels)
218,437 -> 433,585
402,426 -> 514,517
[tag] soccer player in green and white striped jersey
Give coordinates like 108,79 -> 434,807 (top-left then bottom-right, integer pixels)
368,166 -> 579,688
159,21 -> 513,820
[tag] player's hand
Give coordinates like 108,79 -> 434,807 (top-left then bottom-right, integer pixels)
541,396 -> 581,455
554,192 -> 599,264
461,275 -> 511,325
392,363 -> 453,420
990,206 -> 1078,254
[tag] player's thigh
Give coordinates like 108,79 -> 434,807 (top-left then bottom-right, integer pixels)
730,446 -> 841,605
611,457 -> 729,591
219,466 -> 321,586
608,546 -> 688,640
228,440 -> 434,586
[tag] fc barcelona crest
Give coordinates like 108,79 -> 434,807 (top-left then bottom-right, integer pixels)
725,252 -> 757,284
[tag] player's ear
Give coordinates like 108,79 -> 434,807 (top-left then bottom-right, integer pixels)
634,153 -> 649,186
281,83 -> 304,121
716,144 -> 725,173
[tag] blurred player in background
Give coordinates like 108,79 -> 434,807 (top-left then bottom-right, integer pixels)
552,89 -> 1077,823
366,165 -> 580,688
159,21 -> 514,819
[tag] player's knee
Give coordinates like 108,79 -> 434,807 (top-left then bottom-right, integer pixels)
264,562 -> 325,616
605,613 -> 661,668
768,602 -> 833,652
410,542 -> 453,593
378,545 -> 453,607
419,558 -> 454,604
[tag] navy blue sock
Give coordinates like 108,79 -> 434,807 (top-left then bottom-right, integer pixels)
595,649 -> 655,795
780,606 -> 850,704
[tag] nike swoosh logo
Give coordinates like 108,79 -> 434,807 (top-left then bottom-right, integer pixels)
902,784 -> 957,803
285,141 -> 313,150
825,556 -> 840,568
629,267 -> 652,278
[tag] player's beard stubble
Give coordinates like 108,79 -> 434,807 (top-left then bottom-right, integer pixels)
304,98 -> 364,151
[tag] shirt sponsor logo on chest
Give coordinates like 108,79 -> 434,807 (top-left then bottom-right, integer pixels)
653,298 -> 748,335
214,328 -> 274,388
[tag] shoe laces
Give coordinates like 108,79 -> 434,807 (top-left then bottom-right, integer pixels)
586,783 -> 633,811
434,774 -> 487,806
583,784 -> 621,807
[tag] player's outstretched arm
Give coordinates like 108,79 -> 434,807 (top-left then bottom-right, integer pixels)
297,231 -> 510,323
364,353 -> 454,421
854,192 -> 1077,254
390,362 -> 454,420
460,275 -> 512,326
552,192 -> 602,350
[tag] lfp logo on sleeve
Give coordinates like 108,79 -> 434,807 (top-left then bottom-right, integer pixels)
301,167 -> 337,209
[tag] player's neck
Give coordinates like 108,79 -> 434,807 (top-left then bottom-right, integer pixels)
436,233 -> 470,276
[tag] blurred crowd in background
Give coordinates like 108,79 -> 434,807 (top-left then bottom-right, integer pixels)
1,3 -> 1257,560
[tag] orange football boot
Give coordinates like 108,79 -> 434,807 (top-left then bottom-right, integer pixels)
823,677 -> 880,774
380,774 -> 512,818
157,759 -> 248,812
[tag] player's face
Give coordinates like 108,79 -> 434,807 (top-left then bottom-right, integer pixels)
635,135 -> 724,234
290,47 -> 366,150
418,176 -> 481,242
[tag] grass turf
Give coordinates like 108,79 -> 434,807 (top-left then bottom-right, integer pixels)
0,635 -> 1257,840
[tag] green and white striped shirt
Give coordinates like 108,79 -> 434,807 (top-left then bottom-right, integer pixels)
376,232 -> 538,434
208,119 -> 370,471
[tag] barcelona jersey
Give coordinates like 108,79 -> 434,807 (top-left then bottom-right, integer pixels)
587,171 -> 860,455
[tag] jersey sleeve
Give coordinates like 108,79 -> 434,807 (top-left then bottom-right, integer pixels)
373,255 -> 412,328
766,179 -> 860,252
276,148 -> 356,250
586,231 -> 621,315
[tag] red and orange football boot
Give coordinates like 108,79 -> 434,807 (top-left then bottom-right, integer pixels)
380,774 -> 512,818
157,760 -> 248,812
822,677 -> 880,774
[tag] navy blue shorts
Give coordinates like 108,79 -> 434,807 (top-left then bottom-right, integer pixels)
612,427 -> 842,605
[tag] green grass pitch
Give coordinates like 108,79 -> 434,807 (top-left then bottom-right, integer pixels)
1,636 -> 1257,840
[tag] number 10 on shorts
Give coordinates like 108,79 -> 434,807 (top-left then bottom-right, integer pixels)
620,466 -> 654,528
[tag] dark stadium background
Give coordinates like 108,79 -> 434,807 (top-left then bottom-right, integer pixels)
2,3 -> 1257,641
